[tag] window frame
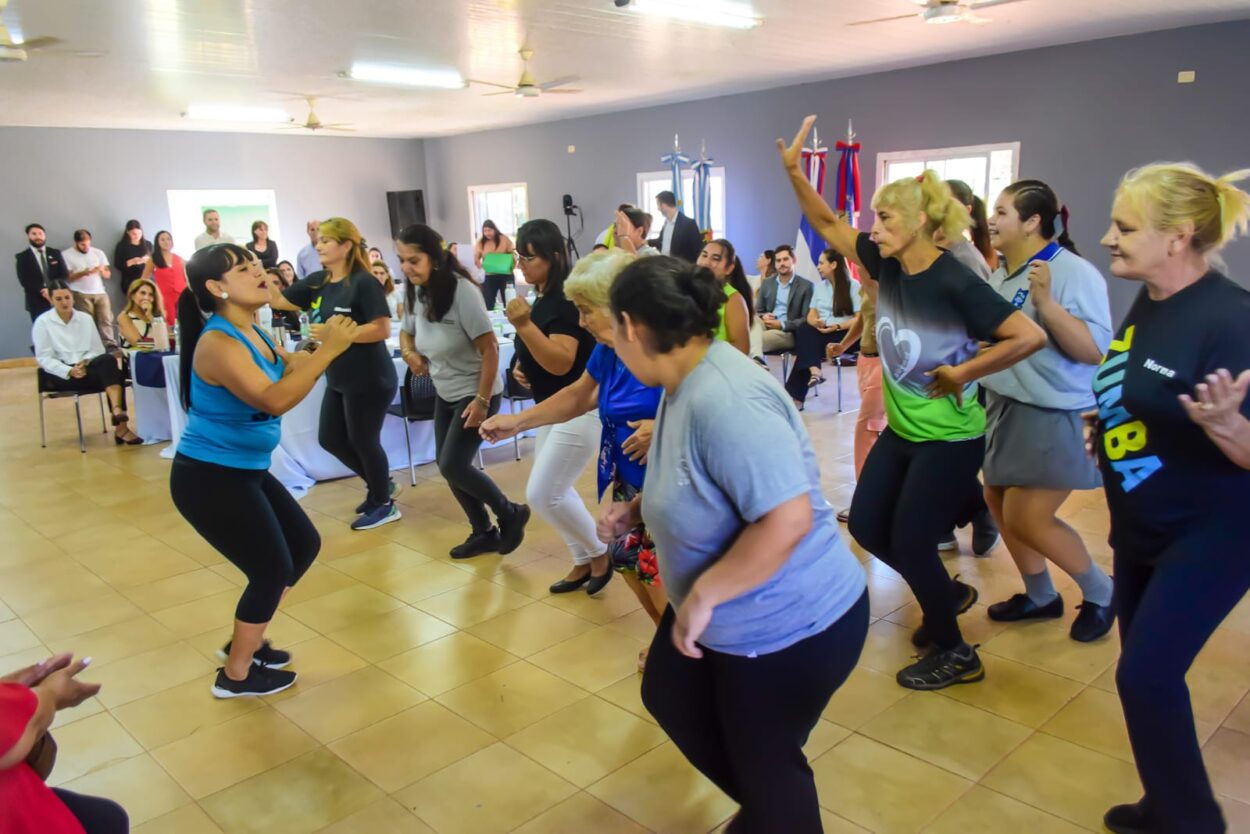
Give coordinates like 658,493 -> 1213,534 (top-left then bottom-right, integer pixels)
874,141 -> 1021,202
635,166 -> 727,240
466,181 -> 530,243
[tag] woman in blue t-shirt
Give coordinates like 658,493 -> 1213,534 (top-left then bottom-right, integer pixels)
172,243 -> 358,699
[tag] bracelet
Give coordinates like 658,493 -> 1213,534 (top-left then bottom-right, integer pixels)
401,348 -> 413,358
474,394 -> 490,408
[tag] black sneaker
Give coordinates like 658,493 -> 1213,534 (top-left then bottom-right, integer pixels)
216,640 -> 291,669
211,665 -> 297,699
356,480 -> 402,514
1070,600 -> 1116,642
896,642 -> 984,690
912,576 -> 979,648
450,527 -> 502,559
937,531 -> 958,552
497,502 -> 531,555
351,501 -> 401,531
987,592 -> 1064,623
971,509 -> 1001,556
1103,801 -> 1153,834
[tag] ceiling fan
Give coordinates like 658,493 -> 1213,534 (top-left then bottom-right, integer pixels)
468,48 -> 581,98
850,0 -> 1026,27
278,97 -> 355,132
0,0 -> 65,62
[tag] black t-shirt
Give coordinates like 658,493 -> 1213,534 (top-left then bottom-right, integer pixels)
284,270 -> 397,392
1092,271 -> 1250,556
511,288 -> 596,403
114,238 -> 152,292
247,240 -> 279,270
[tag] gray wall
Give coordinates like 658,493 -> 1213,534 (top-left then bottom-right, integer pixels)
1,128 -> 425,358
422,20 -> 1250,323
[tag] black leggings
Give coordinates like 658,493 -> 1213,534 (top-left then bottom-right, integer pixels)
319,384 -> 394,506
52,788 -> 129,834
170,455 -> 321,623
480,274 -> 514,311
642,592 -> 868,833
784,324 -> 847,403
434,393 -> 507,533
848,427 -> 985,650
39,354 -> 126,410
1113,520 -> 1250,834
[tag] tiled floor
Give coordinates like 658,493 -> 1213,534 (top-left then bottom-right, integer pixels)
4,363 -> 1250,833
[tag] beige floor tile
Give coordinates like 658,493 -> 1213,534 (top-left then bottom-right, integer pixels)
88,641 -> 216,707
44,711 -> 144,786
0,598 -> 13,622
329,541 -> 433,585
528,625 -> 646,692
883,599 -> 1011,648
285,584 -> 405,633
201,749 -> 383,834
437,661 -> 590,737
505,697 -> 667,787
150,590 -> 242,639
121,567 -> 238,613
273,665 -> 426,743
1223,797 -> 1250,834
59,753 -> 192,826
980,611 -> 1120,684
1041,686 -> 1134,763
77,540 -> 203,589
937,652 -> 1085,728
45,615 -> 179,667
1189,627 -> 1250,725
182,612 -> 319,666
317,797 -> 436,834
379,632 -> 519,696
364,559 -> 480,603
805,719 -> 854,761
511,792 -> 651,834
604,607 -> 663,645
0,618 -> 40,654
540,574 -> 643,625
587,742 -> 738,834
811,734 -> 971,833
1205,727 -> 1250,804
132,803 -> 225,834
1226,692 -> 1250,735
467,601 -> 598,657
924,785 -> 1088,833
818,809 -> 873,833
488,555 -> 578,598
151,708 -> 318,798
865,572 -> 915,619
822,665 -> 913,729
982,732 -> 1142,830
0,556 -> 111,616
111,673 -> 265,749
22,590 -> 145,642
412,579 -> 533,628
49,694 -> 105,729
329,700 -> 495,793
855,618 -> 920,677
394,742 -> 577,834
596,677 -> 657,726
325,605 -> 457,662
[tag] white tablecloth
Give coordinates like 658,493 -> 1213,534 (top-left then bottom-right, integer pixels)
128,351 -> 172,445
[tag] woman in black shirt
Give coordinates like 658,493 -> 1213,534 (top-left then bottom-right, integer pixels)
268,218 -> 399,531
114,219 -> 152,294
1093,163 -> 1250,834
507,220 -> 606,593
247,221 -> 279,270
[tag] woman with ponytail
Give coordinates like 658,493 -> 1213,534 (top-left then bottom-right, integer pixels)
784,247 -> 858,408
695,238 -> 753,354
173,243 -> 358,697
267,218 -> 400,531
606,254 -> 867,834
779,115 -> 1045,691
978,180 -> 1116,643
945,179 -> 998,274
1091,163 -> 1250,834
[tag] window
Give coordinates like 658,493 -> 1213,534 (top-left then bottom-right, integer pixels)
166,189 -> 280,256
636,167 -> 726,241
467,182 -> 529,243
876,142 -> 1020,204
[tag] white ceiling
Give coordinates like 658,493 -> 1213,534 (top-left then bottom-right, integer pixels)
2,0 -> 1248,139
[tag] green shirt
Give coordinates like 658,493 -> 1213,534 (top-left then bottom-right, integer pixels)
713,284 -> 738,343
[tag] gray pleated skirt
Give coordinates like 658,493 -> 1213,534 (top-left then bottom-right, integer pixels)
983,392 -> 1102,490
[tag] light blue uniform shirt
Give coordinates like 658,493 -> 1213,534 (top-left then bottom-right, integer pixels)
773,278 -> 792,324
811,279 -> 862,325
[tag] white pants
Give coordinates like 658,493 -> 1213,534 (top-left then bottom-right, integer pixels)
526,410 -> 605,565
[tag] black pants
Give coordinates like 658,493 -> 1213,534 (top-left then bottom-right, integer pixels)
39,354 -> 126,410
642,593 -> 868,833
53,787 -> 129,833
784,324 -> 847,403
434,393 -> 507,532
480,274 -> 514,311
1113,520 -> 1250,834
170,455 -> 321,623
849,428 -> 985,650
319,384 -> 394,507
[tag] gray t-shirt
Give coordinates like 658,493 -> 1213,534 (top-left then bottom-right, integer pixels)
401,279 -> 503,402
641,341 -> 866,656
945,240 -> 993,281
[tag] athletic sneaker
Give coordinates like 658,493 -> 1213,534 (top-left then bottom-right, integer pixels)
1070,600 -> 1116,642
211,664 -> 297,699
1103,801 -> 1153,834
351,501 -> 401,531
216,640 -> 291,669
937,531 -> 958,552
356,480 -> 403,514
912,576 -> 979,648
896,642 -> 984,690
987,592 -> 1064,622
497,502 -> 531,555
971,508 -> 1001,556
450,527 -> 502,559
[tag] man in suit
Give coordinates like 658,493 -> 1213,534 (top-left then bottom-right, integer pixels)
756,244 -> 814,353
650,191 -> 704,262
15,223 -> 68,322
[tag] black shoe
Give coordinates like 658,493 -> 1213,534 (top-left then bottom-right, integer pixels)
1103,801 -> 1153,833
497,502 -> 531,555
585,567 -> 613,596
217,640 -> 291,669
211,665 -> 297,699
987,592 -> 1064,623
912,577 -> 979,648
549,572 -> 591,594
937,531 -> 958,552
450,527 -> 501,559
971,509 -> 1001,556
1071,600 -> 1116,642
896,642 -> 984,691
356,480 -> 402,514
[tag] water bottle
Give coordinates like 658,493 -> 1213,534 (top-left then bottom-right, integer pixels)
299,311 -> 311,341
258,304 -> 273,335
172,320 -> 180,354
503,284 -> 516,304
152,317 -> 170,351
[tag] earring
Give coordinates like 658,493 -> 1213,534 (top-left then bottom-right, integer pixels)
220,292 -> 230,300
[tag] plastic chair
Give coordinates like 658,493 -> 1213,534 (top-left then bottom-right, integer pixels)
502,370 -> 534,461
388,369 -> 483,485
37,372 -> 108,453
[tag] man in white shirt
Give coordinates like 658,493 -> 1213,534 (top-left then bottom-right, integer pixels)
295,219 -> 322,278
60,229 -> 116,349
193,209 -> 236,251
33,282 -> 140,442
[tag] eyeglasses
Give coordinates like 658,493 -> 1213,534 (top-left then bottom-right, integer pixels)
516,253 -> 540,264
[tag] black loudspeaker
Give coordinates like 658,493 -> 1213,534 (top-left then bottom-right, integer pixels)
386,189 -> 426,239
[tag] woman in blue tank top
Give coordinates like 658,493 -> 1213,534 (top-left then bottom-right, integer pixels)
171,243 -> 359,699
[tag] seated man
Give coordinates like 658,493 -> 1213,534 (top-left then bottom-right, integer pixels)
756,244 -> 813,354
33,282 -> 141,445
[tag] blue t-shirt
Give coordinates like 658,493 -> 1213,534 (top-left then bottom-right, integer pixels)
641,341 -> 867,656
585,344 -> 662,495
178,316 -> 284,470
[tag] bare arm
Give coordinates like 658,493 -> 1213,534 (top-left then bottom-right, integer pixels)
1179,369 -> 1250,470
265,281 -> 301,312
117,315 -> 141,347
314,315 -> 389,344
948,311 -> 1046,386
778,116 -> 862,268
0,686 -> 55,770
511,306 -> 579,375
484,371 -> 598,441
473,332 -> 499,401
140,259 -> 155,282
724,293 -> 750,354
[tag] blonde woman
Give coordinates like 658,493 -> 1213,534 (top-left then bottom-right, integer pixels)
370,259 -> 403,320
268,218 -> 399,531
117,278 -> 167,350
780,115 -> 1045,690
1092,163 -> 1250,834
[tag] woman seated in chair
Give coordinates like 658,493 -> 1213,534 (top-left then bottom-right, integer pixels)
785,248 -> 859,410
34,282 -> 141,445
116,277 -> 167,351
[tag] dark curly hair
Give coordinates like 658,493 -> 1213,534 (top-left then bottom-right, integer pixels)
609,255 -> 723,353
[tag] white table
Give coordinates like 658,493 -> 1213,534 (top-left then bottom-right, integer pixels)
128,351 -> 173,445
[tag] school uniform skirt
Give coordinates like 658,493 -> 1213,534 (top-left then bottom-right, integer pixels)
983,392 -> 1101,490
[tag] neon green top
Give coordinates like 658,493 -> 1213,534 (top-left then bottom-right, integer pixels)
713,284 -> 739,343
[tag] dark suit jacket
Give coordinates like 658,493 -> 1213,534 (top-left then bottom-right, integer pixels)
756,275 -> 814,333
15,247 -> 68,314
649,212 -> 704,263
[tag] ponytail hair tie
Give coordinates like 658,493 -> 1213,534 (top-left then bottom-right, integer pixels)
1056,205 -> 1070,237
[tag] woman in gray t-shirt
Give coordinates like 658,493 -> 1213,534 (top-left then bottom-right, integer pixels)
604,255 -> 868,833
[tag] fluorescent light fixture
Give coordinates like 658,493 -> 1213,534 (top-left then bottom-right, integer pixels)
626,0 -> 762,29
184,104 -> 290,123
349,62 -> 465,89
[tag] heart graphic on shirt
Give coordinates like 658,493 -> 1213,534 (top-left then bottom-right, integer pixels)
876,316 -> 921,384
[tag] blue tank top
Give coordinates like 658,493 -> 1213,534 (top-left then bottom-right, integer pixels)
177,316 -> 284,470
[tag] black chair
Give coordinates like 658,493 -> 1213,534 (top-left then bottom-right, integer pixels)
502,369 -> 534,461
388,369 -> 483,485
765,347 -> 817,398
37,372 -> 108,453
